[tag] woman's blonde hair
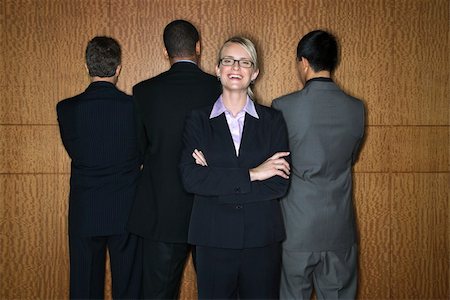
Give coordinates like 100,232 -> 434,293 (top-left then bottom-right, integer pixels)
218,36 -> 259,100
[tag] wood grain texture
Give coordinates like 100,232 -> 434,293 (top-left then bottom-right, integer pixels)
391,173 -> 449,299
353,173 -> 391,299
390,126 -> 448,172
391,0 -> 449,126
0,175 -> 69,299
1,85 -> 61,125
356,126 -> 449,173
179,255 -> 197,300
0,125 -> 66,173
111,0 -> 204,94
1,0 -> 111,124
0,0 -> 449,299
354,126 -> 391,173
311,0 -> 396,126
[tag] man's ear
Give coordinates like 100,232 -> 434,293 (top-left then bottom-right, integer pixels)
195,41 -> 201,56
301,57 -> 310,71
115,65 -> 122,77
163,48 -> 169,59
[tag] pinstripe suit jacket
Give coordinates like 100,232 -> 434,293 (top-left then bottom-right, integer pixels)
57,81 -> 141,236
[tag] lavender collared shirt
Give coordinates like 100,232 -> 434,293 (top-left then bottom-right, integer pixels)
209,95 -> 259,156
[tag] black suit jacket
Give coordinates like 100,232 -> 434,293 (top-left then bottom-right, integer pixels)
179,103 -> 290,249
56,81 -> 141,236
127,62 -> 222,242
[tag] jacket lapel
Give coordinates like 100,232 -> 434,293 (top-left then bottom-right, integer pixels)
209,113 -> 239,162
238,112 -> 258,163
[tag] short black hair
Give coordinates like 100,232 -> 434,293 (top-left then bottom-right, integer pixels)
163,20 -> 199,58
296,30 -> 338,72
85,36 -> 121,77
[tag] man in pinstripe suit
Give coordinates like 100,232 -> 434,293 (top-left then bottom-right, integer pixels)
56,36 -> 142,299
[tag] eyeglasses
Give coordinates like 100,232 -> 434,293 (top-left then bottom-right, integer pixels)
220,57 -> 254,68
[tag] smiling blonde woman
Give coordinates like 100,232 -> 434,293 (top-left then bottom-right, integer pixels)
179,36 -> 291,299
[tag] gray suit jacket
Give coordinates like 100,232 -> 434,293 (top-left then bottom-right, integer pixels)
272,78 -> 365,251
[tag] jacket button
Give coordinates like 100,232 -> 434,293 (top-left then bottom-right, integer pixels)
235,204 -> 242,209
235,187 -> 241,193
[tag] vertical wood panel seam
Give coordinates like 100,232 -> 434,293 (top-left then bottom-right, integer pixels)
388,121 -> 392,299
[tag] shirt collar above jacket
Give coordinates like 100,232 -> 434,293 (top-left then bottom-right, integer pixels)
173,59 -> 197,65
86,80 -> 116,90
304,77 -> 333,87
170,61 -> 200,72
209,95 -> 259,119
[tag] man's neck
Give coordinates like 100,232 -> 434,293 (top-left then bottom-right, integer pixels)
306,70 -> 331,81
91,76 -> 117,85
169,55 -> 198,66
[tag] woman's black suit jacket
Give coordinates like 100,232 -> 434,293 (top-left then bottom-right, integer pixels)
180,102 -> 290,249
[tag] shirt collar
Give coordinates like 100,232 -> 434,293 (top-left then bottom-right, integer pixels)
210,95 -> 259,119
304,77 -> 333,87
86,80 -> 116,91
173,59 -> 197,65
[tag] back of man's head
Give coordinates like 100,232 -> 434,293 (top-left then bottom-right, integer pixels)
86,36 -> 121,77
296,30 -> 338,73
163,20 -> 199,58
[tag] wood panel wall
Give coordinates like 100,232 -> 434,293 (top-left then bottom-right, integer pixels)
1,0 -> 448,299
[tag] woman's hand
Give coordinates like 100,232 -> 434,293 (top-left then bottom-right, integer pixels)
192,149 -> 208,166
249,152 -> 290,181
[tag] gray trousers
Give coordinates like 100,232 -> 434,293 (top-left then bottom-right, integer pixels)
280,244 -> 358,300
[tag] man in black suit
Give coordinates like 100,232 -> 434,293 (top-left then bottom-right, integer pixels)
57,36 -> 142,299
126,20 -> 222,299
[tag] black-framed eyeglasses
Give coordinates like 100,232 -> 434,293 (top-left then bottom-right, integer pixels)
220,57 -> 254,68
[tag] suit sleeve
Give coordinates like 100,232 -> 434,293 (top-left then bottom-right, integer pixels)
251,110 -> 290,199
271,99 -> 279,111
56,101 -> 74,159
132,87 -> 148,163
352,101 -> 365,164
179,109 -> 290,202
179,110 -> 251,197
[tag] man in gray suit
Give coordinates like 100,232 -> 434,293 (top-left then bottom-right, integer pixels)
272,30 -> 365,300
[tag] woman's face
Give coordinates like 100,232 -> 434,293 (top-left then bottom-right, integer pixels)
216,42 -> 259,93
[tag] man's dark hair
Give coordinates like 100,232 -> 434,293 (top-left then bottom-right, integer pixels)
163,20 -> 199,58
296,30 -> 338,73
85,36 -> 121,77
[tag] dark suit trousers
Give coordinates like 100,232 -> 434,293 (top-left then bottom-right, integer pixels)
196,243 -> 282,299
69,233 -> 142,299
142,239 -> 190,299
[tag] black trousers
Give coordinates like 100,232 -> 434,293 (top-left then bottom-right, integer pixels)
142,239 -> 191,299
69,233 -> 142,299
196,243 -> 282,299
